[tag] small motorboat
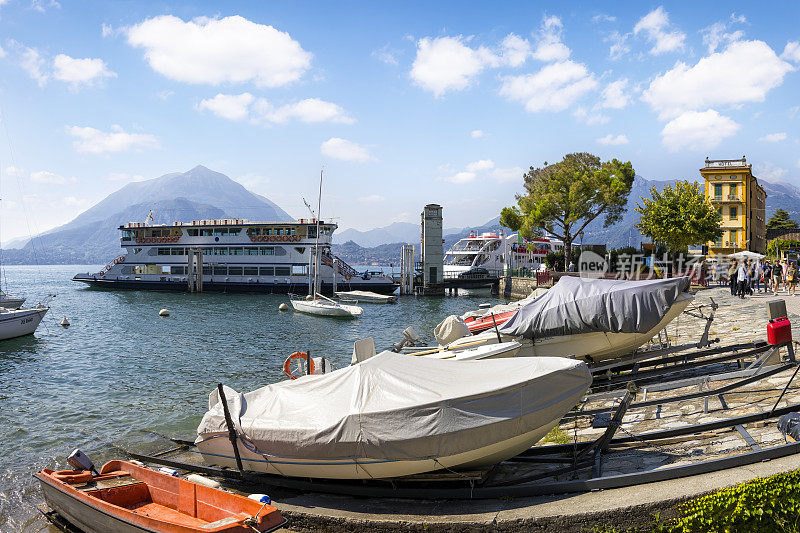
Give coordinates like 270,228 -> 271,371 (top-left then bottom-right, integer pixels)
335,290 -> 397,304
36,457 -> 285,532
290,294 -> 363,317
196,351 -> 591,479
406,339 -> 522,360
462,310 -> 516,334
0,305 -> 49,340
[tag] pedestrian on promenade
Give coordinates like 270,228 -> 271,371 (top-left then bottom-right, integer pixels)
763,260 -> 773,294
782,259 -> 790,294
753,259 -> 762,293
789,261 -> 798,297
737,260 -> 749,299
729,259 -> 738,296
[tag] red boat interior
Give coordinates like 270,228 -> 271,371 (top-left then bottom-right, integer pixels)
40,460 -> 283,532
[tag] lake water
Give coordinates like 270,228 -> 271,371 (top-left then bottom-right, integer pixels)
0,265 -> 498,532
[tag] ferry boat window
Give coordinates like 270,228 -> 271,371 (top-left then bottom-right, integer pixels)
229,227 -> 242,235
122,230 -> 134,239
274,246 -> 287,256
230,247 -> 244,255
294,247 -> 306,254
259,247 -> 275,255
188,229 -> 199,236
259,267 -> 274,276
243,267 -> 259,276
215,248 -> 228,256
133,248 -> 142,254
246,227 -> 261,236
170,266 -> 185,275
213,266 -> 227,275
202,266 -> 212,275
244,247 -> 259,255
228,266 -> 243,276
157,248 -> 170,255
213,228 -> 228,236
275,266 -> 290,276
291,265 -> 308,276
276,228 -> 284,236
307,226 -> 317,239
202,248 -> 212,255
288,227 -> 296,236
170,248 -> 184,255
264,229 -> 272,236
201,228 -> 213,236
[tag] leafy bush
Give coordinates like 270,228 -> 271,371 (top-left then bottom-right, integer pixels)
659,469 -> 800,532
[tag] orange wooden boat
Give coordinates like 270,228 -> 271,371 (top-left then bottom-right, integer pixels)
463,310 -> 516,334
35,460 -> 285,533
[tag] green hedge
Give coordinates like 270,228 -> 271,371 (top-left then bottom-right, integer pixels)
657,469 -> 800,532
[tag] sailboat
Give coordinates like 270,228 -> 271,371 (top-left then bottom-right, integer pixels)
290,170 -> 363,318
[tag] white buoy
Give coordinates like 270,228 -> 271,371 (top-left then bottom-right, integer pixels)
60,317 -> 70,327
186,474 -> 221,489
159,309 -> 170,317
278,302 -> 289,311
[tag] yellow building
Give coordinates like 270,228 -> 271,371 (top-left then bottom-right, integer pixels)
701,156 -> 766,256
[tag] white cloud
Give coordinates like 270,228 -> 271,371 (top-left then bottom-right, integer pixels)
156,90 -> 174,100
255,97 -> 355,124
320,138 -> 374,163
372,44 -> 401,66
442,171 -> 476,184
660,110 -> 740,152
125,15 -> 312,87
52,54 -> 116,87
592,14 -> 616,23
500,33 -> 531,67
101,23 -> 115,37
31,0 -> 60,13
600,78 -> 631,109
491,166 -> 524,183
701,14 -> 746,54
66,125 -> 160,154
470,129 -> 485,138
500,60 -> 598,113
783,41 -> 800,64
642,40 -> 793,119
198,93 -> 255,121
466,159 -> 494,172
754,162 -> 788,182
358,194 -> 385,203
63,196 -> 89,208
30,170 -> 76,185
758,132 -> 787,143
410,35 -> 496,97
597,134 -> 629,146
0,44 -> 5,59
4,166 -> 26,179
105,172 -> 146,182
633,6 -> 686,55
19,45 -> 48,86
605,31 -> 630,60
533,15 -> 570,62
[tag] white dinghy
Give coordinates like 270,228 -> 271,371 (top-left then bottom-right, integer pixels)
335,290 -> 397,304
196,351 -> 591,480
290,294 -> 363,317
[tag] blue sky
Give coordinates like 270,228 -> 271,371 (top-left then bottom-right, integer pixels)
0,1 -> 799,241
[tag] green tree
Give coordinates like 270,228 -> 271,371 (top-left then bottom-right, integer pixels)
766,208 -> 799,231
635,181 -> 722,252
503,153 -> 635,269
767,238 -> 800,257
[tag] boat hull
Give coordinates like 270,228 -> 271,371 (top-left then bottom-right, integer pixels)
39,480 -> 148,533
72,276 -> 398,295
290,299 -> 363,317
196,417 -> 559,480
0,307 -> 47,340
0,297 -> 25,309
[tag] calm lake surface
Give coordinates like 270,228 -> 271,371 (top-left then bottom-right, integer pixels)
0,265 -> 499,532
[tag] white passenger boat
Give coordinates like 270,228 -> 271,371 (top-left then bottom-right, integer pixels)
195,351 -> 591,479
335,290 -> 397,303
444,231 -> 576,277
71,220 -> 397,295
0,306 -> 48,340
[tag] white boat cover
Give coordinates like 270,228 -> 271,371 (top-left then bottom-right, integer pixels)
196,351 -> 591,461
434,315 -> 471,345
499,276 -> 691,339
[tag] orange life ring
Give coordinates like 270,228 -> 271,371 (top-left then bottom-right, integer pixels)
283,351 -> 315,379
345,273 -> 351,281
119,256 -> 125,263
52,470 -> 93,484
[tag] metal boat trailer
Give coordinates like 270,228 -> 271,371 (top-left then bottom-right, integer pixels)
125,341 -> 800,500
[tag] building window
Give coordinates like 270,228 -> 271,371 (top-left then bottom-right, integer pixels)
716,207 -> 722,217
714,184 -> 722,198
729,206 -> 737,219
729,184 -> 737,197
730,230 -> 737,245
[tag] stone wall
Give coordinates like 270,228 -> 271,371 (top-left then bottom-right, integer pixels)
499,276 -> 539,300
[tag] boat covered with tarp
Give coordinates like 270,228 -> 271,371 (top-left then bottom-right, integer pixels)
195,351 -> 591,479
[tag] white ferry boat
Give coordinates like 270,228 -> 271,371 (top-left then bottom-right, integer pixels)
444,231 -> 572,276
72,218 -> 397,294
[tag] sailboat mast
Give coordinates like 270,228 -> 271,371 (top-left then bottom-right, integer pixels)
312,169 -> 323,298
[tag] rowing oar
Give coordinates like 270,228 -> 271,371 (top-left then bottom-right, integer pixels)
410,338 -> 488,356
217,383 -> 244,473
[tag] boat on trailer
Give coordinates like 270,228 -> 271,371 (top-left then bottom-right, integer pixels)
195,351 -> 591,480
35,458 -> 285,532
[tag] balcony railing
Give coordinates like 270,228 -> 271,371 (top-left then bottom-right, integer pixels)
727,195 -> 740,201
711,195 -> 741,202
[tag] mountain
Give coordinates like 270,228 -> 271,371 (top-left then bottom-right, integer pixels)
2,165 -> 294,264
760,181 -> 800,222
333,222 -> 463,247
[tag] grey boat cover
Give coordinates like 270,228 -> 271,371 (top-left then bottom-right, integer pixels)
498,276 -> 690,339
196,351 -> 591,461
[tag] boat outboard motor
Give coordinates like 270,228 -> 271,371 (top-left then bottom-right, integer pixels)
67,449 -> 100,476
390,326 -> 420,352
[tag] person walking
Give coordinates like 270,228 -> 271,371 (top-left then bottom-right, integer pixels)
789,261 -> 798,297
763,260 -> 773,295
782,259 -> 790,294
754,259 -> 762,293
729,260 -> 738,296
737,260 -> 749,299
